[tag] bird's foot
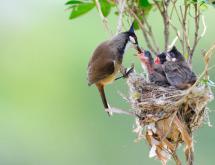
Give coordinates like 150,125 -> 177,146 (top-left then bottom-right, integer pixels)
123,63 -> 134,78
115,64 -> 134,81
104,104 -> 113,116
105,108 -> 113,116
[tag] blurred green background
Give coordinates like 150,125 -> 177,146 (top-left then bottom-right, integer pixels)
0,0 -> 215,164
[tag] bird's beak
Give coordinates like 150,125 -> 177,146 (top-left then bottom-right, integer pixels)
135,44 -> 142,54
137,51 -> 149,64
154,56 -> 160,64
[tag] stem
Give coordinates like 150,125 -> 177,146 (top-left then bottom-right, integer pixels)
127,7 -> 157,55
143,17 -> 160,53
95,0 -> 113,36
116,0 -> 126,34
180,3 -> 191,57
153,0 -> 170,51
188,3 -> 201,65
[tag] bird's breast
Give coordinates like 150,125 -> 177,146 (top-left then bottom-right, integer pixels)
99,63 -> 121,85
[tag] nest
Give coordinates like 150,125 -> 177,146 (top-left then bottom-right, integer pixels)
127,72 -> 214,165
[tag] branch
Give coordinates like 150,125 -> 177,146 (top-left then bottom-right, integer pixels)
188,7 -> 206,65
153,0 -> 171,51
116,0 -> 126,34
186,43 -> 215,94
95,0 -> 113,36
171,0 -> 182,24
143,17 -> 160,53
126,7 -> 157,55
169,36 -> 179,50
180,3 -> 191,56
163,0 -> 171,51
169,19 -> 183,49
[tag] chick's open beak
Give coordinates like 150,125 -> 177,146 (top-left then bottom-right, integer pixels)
154,56 -> 160,64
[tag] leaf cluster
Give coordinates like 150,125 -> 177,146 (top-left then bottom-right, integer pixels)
65,0 -> 114,19
65,0 -> 214,21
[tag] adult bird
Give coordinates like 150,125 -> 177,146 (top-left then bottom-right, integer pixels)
87,23 -> 140,115
137,50 -> 169,86
155,46 -> 197,89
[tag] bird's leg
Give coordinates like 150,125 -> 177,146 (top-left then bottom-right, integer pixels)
96,83 -> 136,117
124,63 -> 135,77
115,64 -> 134,81
96,83 -> 112,116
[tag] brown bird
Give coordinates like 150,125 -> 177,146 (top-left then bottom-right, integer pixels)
87,24 -> 140,115
156,46 -> 197,89
137,50 -> 170,86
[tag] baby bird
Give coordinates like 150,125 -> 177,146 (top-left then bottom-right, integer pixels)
156,46 -> 197,89
137,50 -> 169,86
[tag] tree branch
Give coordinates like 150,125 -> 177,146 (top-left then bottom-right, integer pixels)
143,17 -> 160,53
116,0 -> 126,34
180,3 -> 191,57
169,19 -> 184,49
153,0 -> 170,51
95,0 -> 113,36
127,7 -> 157,55
188,4 -> 204,65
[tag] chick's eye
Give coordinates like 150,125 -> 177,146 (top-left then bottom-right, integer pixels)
129,36 -> 136,44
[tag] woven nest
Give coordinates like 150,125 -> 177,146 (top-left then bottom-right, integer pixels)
126,72 -> 214,165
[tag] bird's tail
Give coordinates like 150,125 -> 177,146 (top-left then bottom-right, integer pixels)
96,84 -> 109,109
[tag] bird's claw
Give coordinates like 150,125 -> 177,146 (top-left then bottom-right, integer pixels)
105,108 -> 113,116
123,64 -> 134,78
115,64 -> 134,81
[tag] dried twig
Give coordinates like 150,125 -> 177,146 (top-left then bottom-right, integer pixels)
153,0 -> 171,51
189,14 -> 207,65
95,0 -> 113,36
126,7 -> 157,54
116,0 -> 126,34
169,19 -> 184,49
181,43 -> 215,97
180,3 -> 191,56
142,17 -> 160,53
188,3 -> 200,65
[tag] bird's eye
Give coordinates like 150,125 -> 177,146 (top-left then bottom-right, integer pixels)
129,36 -> 136,44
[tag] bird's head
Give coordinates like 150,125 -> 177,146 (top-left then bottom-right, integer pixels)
143,50 -> 154,65
126,23 -> 141,52
137,50 -> 153,66
110,22 -> 140,55
155,52 -> 167,64
168,46 -> 185,62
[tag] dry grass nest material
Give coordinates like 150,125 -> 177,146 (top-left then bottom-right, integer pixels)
126,72 -> 214,165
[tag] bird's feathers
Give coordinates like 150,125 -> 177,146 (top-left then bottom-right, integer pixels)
163,61 -> 197,89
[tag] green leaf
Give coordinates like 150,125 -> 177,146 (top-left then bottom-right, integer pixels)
66,0 -> 84,5
99,0 -> 112,17
69,3 -> 95,19
139,0 -> 151,7
138,0 -> 153,15
133,20 -> 140,30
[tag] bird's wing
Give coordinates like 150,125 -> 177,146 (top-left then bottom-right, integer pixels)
87,60 -> 115,85
149,72 -> 169,86
180,62 -> 197,84
163,62 -> 197,88
87,41 -> 116,85
153,64 -> 165,76
163,62 -> 187,87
